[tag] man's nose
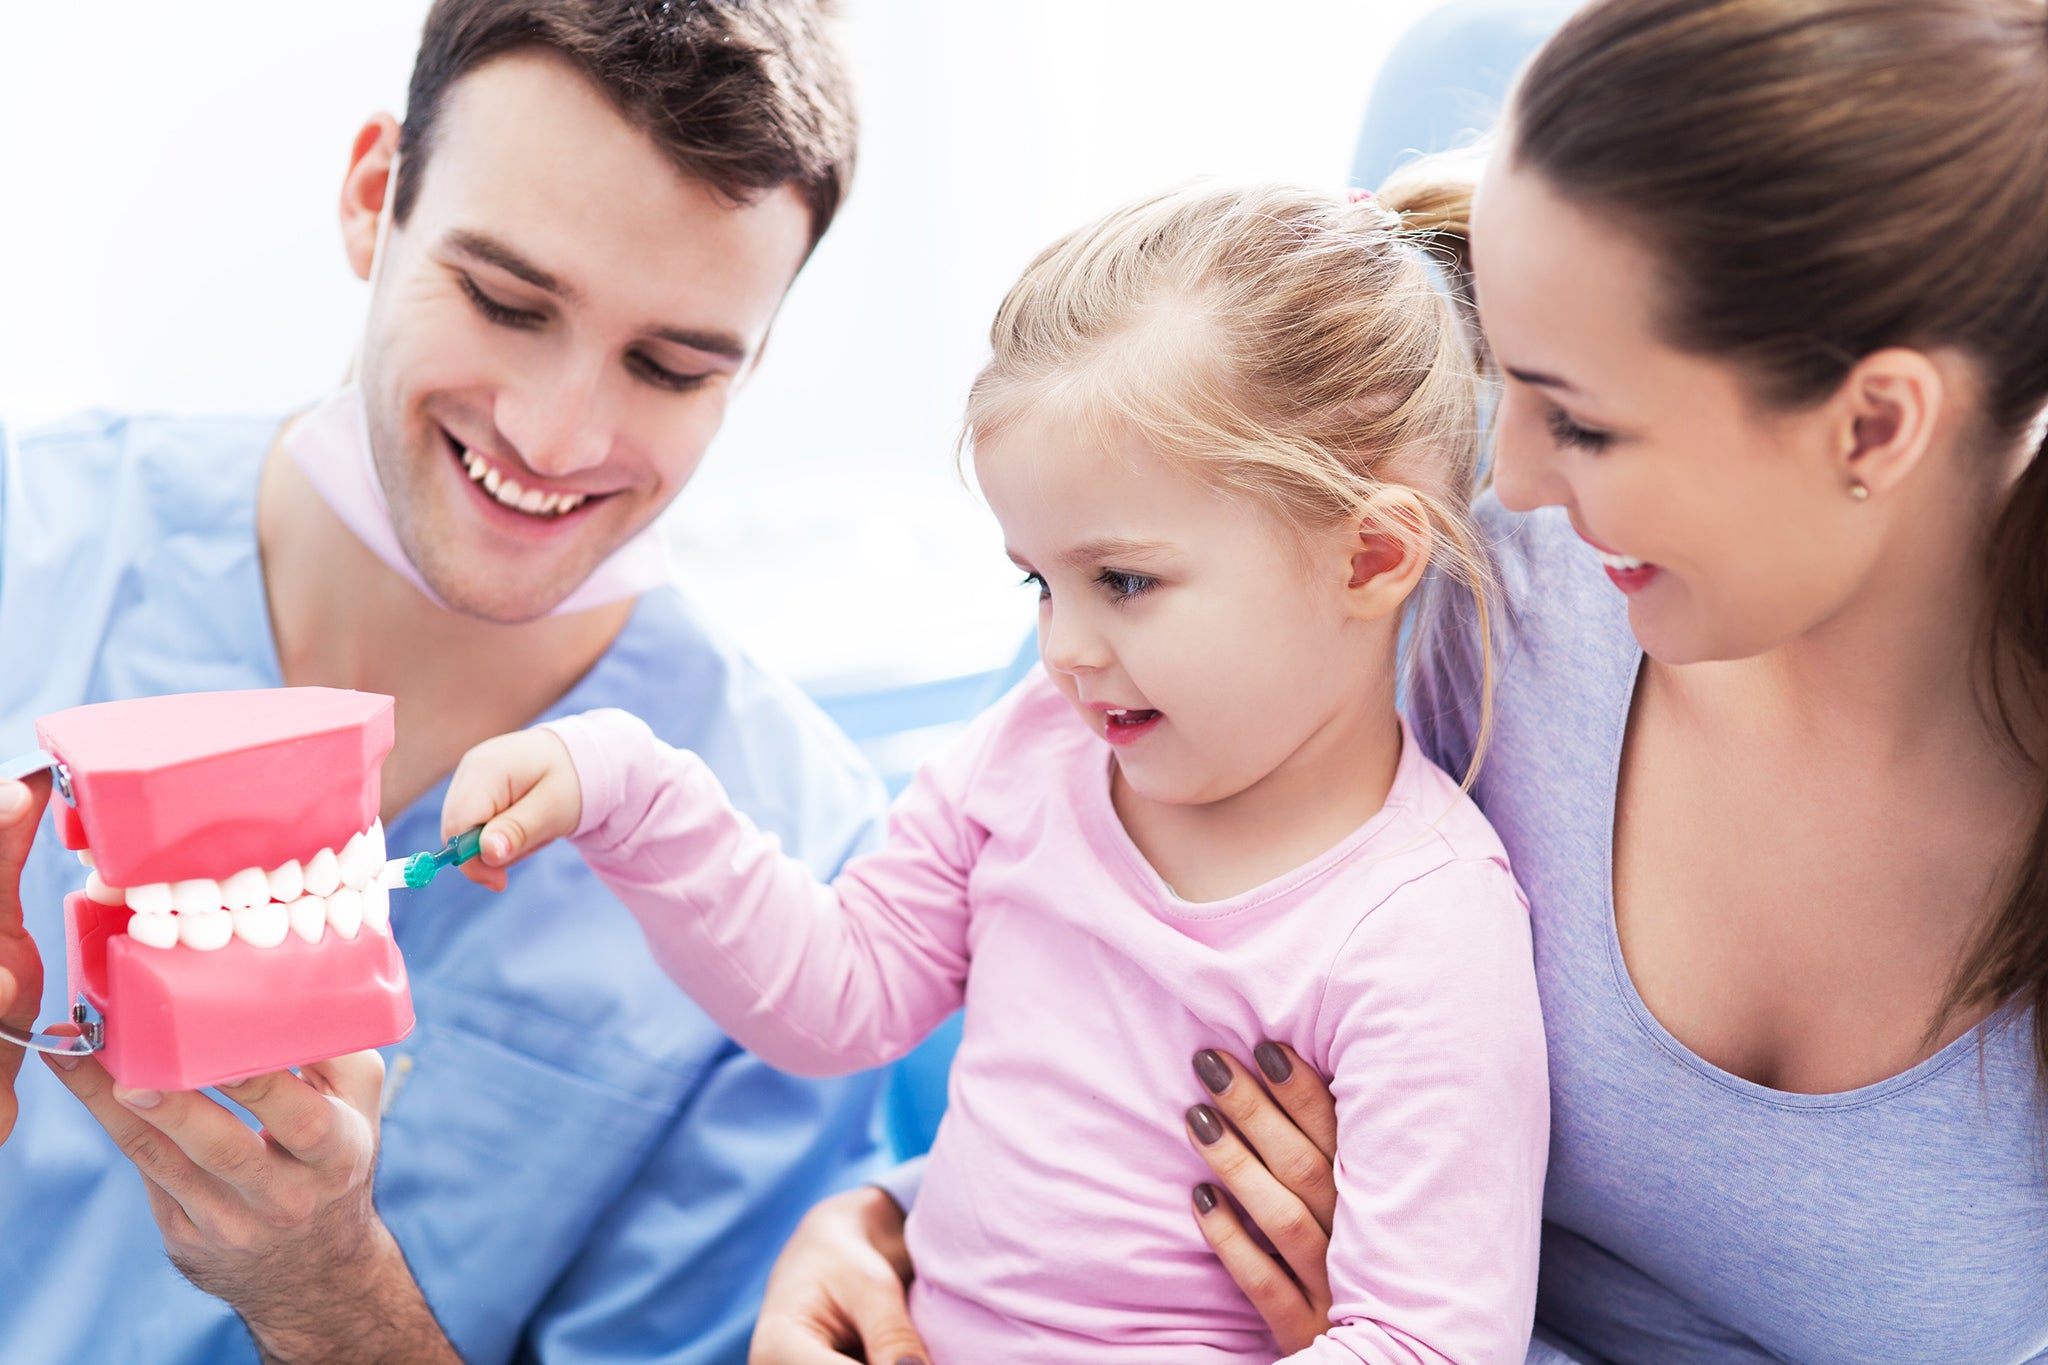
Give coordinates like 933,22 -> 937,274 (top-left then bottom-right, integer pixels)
495,355 -> 618,479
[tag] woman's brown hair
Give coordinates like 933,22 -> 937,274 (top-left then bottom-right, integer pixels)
1514,0 -> 2048,1079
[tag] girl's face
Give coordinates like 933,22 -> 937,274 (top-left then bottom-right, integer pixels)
975,411 -> 1387,810
1471,156 -> 1879,665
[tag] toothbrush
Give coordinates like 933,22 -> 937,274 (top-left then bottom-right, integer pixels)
379,825 -> 487,890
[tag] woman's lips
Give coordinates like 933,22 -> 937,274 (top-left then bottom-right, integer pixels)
1577,532 -> 1661,595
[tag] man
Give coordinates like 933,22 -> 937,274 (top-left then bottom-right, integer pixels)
0,3 -> 889,1361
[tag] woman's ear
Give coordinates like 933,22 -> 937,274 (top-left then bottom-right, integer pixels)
1342,490 -> 1432,622
1829,347 -> 1946,499
339,114 -> 402,284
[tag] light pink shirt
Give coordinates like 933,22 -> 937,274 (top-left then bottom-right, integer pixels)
548,671 -> 1547,1364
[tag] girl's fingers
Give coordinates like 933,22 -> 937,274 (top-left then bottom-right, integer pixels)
1189,1184 -> 1329,1356
1185,1103 -> 1332,1305
1192,1048 -> 1338,1232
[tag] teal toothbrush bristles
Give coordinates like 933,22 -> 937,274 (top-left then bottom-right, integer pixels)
401,824 -> 488,889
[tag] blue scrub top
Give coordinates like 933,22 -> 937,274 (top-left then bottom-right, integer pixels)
0,411 -> 891,1364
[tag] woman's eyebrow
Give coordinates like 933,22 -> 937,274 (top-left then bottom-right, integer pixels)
1505,365 -> 1581,395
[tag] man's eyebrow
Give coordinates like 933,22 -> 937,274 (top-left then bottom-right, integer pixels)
650,324 -> 750,365
1505,366 -> 1580,395
446,230 -> 571,299
448,229 -> 752,364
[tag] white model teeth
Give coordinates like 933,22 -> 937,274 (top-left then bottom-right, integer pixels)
222,866 -> 271,912
177,908 -> 233,951
288,894 -> 328,945
171,878 -> 224,915
127,912 -> 179,949
1594,548 -> 1648,572
268,858 -> 304,903
303,846 -> 342,897
76,848 -> 95,869
109,823 -> 397,949
459,447 -> 588,517
231,901 -> 290,949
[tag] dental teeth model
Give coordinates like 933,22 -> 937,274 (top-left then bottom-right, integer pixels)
32,688 -> 416,1092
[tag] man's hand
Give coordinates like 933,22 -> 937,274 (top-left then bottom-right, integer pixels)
0,773 -> 52,1149
442,728 -> 583,892
750,1183 -> 933,1365
42,1047 -> 460,1364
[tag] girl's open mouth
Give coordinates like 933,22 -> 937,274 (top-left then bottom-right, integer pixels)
1102,707 -> 1162,747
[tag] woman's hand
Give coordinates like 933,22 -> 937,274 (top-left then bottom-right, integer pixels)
1185,1043 -> 1340,1354
750,1183 -> 934,1365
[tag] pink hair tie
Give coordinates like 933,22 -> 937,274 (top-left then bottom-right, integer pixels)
1348,188 -> 1375,204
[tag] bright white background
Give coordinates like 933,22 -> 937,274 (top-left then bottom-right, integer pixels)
0,2 -> 1451,692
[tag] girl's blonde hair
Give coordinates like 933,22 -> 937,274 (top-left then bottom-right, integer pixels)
963,160 -> 1497,782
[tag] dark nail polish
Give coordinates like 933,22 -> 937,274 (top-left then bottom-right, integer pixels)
1253,1041 -> 1293,1085
1187,1103 -> 1225,1145
1192,1182 -> 1219,1214
1193,1049 -> 1232,1094
895,1358 -> 927,1365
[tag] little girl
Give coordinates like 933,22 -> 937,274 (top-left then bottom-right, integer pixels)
445,179 -> 1547,1364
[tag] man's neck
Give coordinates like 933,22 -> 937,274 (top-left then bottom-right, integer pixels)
255,427 -> 634,819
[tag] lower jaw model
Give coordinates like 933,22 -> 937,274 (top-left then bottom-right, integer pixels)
34,688 -> 414,1092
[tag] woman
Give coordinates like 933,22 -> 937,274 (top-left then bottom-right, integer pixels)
755,1 -> 2048,1360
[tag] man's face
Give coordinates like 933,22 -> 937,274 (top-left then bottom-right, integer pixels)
351,51 -> 813,623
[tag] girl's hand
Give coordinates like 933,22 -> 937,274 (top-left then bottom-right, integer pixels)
749,1184 -> 933,1365
441,729 -> 583,891
1185,1043 -> 1340,1354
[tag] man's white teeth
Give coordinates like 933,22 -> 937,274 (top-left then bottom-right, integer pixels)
460,447 -> 588,517
109,824 -> 395,949
1595,548 -> 1649,572
303,847 -> 342,898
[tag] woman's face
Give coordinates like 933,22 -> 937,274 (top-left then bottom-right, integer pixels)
1470,155 -> 1877,665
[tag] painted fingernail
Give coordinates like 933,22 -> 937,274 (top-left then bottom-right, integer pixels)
1254,1041 -> 1293,1084
895,1358 -> 928,1365
1187,1103 -> 1224,1146
1192,1182 -> 1220,1215
1193,1049 -> 1232,1095
115,1086 -> 161,1109
48,1051 -> 79,1072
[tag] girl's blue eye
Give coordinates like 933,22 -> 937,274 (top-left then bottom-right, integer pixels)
1545,405 -> 1615,453
1019,571 -> 1049,600
1096,569 -> 1156,601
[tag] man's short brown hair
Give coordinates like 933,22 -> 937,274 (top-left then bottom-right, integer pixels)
395,0 -> 857,249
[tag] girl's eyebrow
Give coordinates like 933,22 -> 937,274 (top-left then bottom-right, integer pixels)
1058,537 -> 1173,567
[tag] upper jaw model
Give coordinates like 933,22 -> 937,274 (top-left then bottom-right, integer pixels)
35,687 -> 414,1092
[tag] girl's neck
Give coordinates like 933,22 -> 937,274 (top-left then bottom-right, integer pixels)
1110,669 -> 1405,905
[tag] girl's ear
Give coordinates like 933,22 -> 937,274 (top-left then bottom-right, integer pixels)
1342,490 -> 1432,622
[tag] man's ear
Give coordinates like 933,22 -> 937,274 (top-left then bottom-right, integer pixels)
1341,489 -> 1432,622
1829,347 -> 1945,499
339,115 -> 402,284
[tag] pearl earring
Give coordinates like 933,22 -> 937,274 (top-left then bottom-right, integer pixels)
1848,480 -> 1870,501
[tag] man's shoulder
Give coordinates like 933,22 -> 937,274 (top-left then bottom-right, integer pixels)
578,587 -> 889,873
8,410 -> 280,536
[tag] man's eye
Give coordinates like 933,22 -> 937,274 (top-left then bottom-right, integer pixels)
1097,569 -> 1156,601
458,273 -> 543,329
626,351 -> 712,393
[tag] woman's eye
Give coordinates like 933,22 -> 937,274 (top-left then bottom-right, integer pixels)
1019,571 -> 1049,600
626,350 -> 711,393
1545,405 -> 1615,453
1096,569 -> 1157,601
